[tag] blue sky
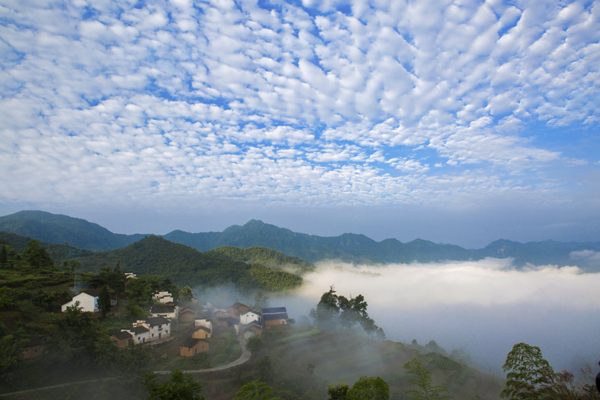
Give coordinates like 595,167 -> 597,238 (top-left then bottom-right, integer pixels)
1,0 -> 599,247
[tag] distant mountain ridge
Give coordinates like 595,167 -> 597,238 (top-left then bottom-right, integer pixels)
0,210 -> 147,251
1,210 -> 599,268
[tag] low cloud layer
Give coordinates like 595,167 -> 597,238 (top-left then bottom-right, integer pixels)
289,258 -> 600,374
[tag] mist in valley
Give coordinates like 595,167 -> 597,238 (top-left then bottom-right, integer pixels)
274,256 -> 600,377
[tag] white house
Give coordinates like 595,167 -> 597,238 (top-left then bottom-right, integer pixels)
61,290 -> 99,313
145,316 -> 171,341
240,309 -> 262,325
126,325 -> 150,344
152,291 -> 173,304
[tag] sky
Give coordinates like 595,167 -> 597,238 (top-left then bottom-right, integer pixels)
1,0 -> 600,247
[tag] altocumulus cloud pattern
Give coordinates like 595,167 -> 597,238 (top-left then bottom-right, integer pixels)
1,0 -> 599,209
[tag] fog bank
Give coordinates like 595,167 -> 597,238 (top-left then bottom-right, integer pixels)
288,258 -> 600,375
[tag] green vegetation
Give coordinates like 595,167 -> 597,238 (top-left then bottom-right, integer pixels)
142,369 -> 204,400
75,236 -> 303,292
326,376 -> 390,400
309,287 -> 385,338
404,358 -> 453,400
501,342 -> 600,400
205,245 -> 316,274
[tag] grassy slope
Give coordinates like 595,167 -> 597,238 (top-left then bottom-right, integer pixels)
266,329 -> 504,400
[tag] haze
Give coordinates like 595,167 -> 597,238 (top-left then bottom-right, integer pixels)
285,258 -> 600,375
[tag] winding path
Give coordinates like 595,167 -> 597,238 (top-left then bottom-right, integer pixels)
2,333 -> 251,397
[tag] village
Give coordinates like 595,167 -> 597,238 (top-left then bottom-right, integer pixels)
22,276 -> 291,365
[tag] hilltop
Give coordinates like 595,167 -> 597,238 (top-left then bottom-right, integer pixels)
74,235 -> 303,292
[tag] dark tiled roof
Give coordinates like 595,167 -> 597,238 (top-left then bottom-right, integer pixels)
182,337 -> 209,348
263,313 -> 288,321
194,326 -> 211,333
146,316 -> 170,326
240,309 -> 260,316
247,320 -> 263,327
112,331 -> 133,340
82,289 -> 100,297
261,307 -> 287,314
150,305 -> 175,313
131,326 -> 149,334
229,302 -> 248,309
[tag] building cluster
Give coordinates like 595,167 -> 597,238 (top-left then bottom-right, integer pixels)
36,286 -> 290,361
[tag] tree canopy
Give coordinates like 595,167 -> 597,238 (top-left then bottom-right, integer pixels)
310,286 -> 385,338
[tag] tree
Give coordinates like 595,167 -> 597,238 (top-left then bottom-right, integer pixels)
347,376 -> 389,400
142,369 -> 204,400
0,245 -> 7,266
0,335 -> 28,375
258,355 -> 274,382
328,382 -> 350,400
246,335 -> 264,355
310,287 -> 385,338
179,286 -> 193,303
22,240 -> 54,269
98,285 -> 112,319
501,342 -> 556,400
404,358 -> 453,400
233,379 -> 282,400
44,304 -> 117,369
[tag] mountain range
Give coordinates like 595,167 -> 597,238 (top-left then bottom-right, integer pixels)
1,210 -> 599,269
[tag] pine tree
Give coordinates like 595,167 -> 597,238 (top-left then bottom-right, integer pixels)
98,285 -> 111,319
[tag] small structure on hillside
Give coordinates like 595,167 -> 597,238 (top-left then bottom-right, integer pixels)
149,304 -> 179,320
61,290 -> 100,313
22,337 -> 44,359
240,309 -> 261,325
152,291 -> 173,304
261,307 -> 289,330
192,326 -> 211,339
124,272 -> 137,280
110,330 -> 133,348
125,316 -> 171,343
127,325 -> 150,344
180,337 -> 209,357
227,302 -> 250,319
180,306 -> 197,322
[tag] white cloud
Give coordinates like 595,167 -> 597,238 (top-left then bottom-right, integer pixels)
0,0 -> 598,212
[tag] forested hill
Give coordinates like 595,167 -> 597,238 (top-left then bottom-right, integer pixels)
164,220 -> 482,263
74,235 -> 303,292
0,210 -> 146,251
204,245 -> 316,274
2,210 -> 600,267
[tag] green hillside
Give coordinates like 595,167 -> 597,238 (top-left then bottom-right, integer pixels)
204,245 -> 316,274
247,329 -> 504,400
0,210 -> 146,251
0,231 -> 94,260
75,236 -> 303,292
